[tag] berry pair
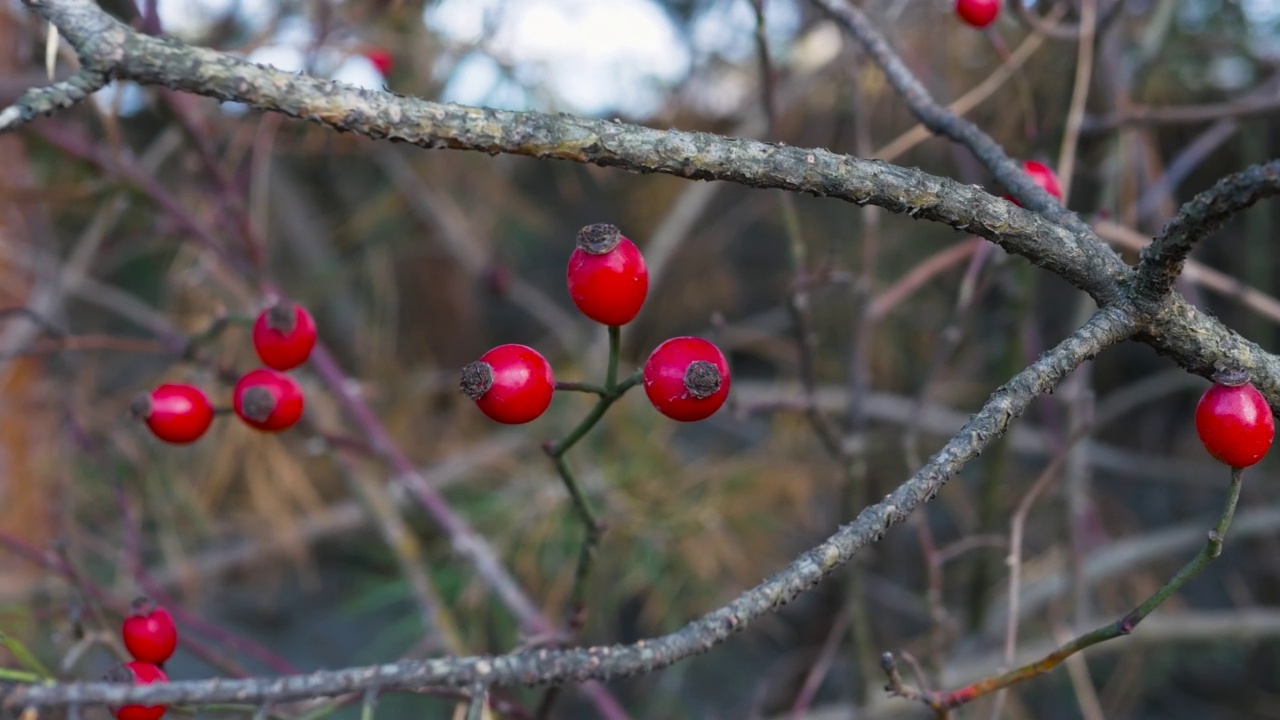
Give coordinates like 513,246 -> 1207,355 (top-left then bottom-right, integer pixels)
112,599 -> 178,720
461,337 -> 733,425
134,302 -> 315,443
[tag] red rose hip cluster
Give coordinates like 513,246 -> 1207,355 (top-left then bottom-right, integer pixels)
110,598 -> 178,720
133,301 -> 314,443
462,223 -> 731,424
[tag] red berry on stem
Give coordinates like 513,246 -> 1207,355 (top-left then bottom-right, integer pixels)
364,48 -> 394,76
1195,381 -> 1275,468
566,223 -> 649,326
233,369 -> 305,432
252,302 -> 317,371
956,0 -> 1000,28
643,337 -> 731,422
107,661 -> 169,720
122,598 -> 178,664
1005,160 -> 1063,207
132,384 -> 214,444
460,344 -> 555,424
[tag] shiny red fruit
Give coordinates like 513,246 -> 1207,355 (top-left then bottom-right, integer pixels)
252,302 -> 317,371
132,384 -> 214,444
122,599 -> 178,665
460,344 -> 555,424
643,337 -> 731,422
233,369 -> 305,432
111,661 -> 169,720
364,48 -> 394,76
1006,160 -> 1063,207
1195,382 -> 1275,468
956,0 -> 1000,27
566,223 -> 649,327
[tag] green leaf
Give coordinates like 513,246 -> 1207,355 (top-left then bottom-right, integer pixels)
0,631 -> 54,679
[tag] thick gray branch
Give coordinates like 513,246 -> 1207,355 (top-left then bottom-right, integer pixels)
2,0 -> 1131,305
2,308 -> 1134,708
1134,159 -> 1280,303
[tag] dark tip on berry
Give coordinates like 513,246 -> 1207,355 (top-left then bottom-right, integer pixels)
103,663 -> 135,683
241,385 -> 278,422
129,596 -> 156,616
575,223 -> 623,255
459,361 -> 495,400
130,393 -> 154,420
266,302 -> 297,334
1212,367 -> 1250,387
683,360 -> 722,399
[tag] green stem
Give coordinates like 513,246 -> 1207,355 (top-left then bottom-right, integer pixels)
538,328 -> 643,671
548,370 -> 643,457
180,314 -> 250,360
549,454 -> 602,533
555,380 -> 608,395
930,467 -> 1246,710
605,325 -> 620,392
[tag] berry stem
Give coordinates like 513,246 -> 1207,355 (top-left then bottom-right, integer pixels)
888,467 -> 1247,710
554,381 -> 608,396
546,370 -> 642,457
605,325 -> 620,393
537,326 -> 643,704
179,314 -> 254,360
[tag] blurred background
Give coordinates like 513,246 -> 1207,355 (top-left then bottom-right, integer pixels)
2,0 -> 1280,718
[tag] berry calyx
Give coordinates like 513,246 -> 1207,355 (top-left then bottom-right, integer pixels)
566,223 -> 649,327
643,337 -> 731,422
1195,381 -> 1275,468
252,302 -> 317,371
122,598 -> 178,665
956,0 -> 1000,28
1005,160 -> 1063,207
107,661 -> 169,720
132,384 -> 214,444
233,369 -> 305,432
460,344 -> 555,424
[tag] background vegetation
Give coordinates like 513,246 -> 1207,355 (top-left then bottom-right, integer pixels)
2,0 -> 1280,718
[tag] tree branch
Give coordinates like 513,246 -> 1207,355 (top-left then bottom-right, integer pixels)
1134,158 -> 1280,303
1,308 -> 1135,709
0,68 -> 108,129
807,0 -> 1082,228
1,0 -> 1131,306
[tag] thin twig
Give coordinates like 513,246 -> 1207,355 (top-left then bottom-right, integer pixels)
886,466 -> 1247,711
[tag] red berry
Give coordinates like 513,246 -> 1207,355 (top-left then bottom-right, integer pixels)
108,661 -> 169,720
643,337 -> 731,422
252,302 -> 317,371
1005,160 -> 1063,207
566,223 -> 649,327
364,48 -> 394,76
460,344 -> 555,424
122,599 -> 178,665
1195,382 -> 1275,468
956,0 -> 1000,27
132,384 -> 214,444
233,369 -> 305,432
